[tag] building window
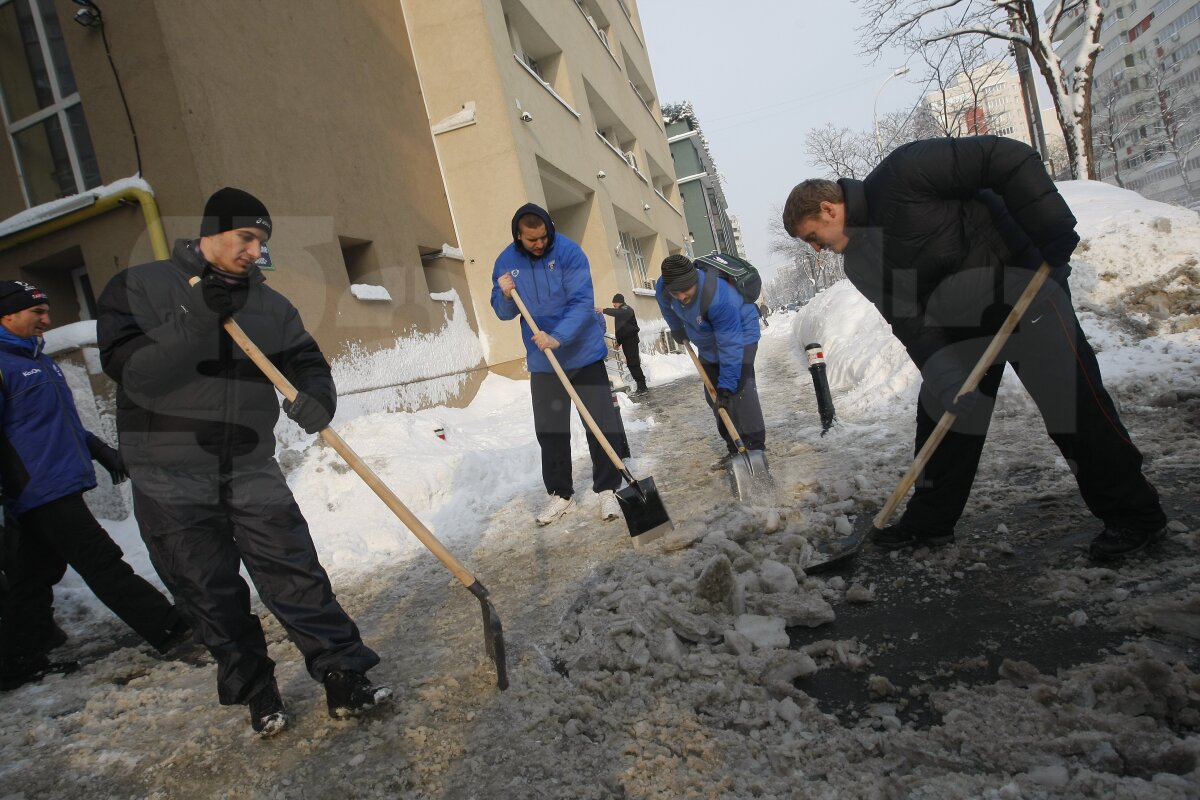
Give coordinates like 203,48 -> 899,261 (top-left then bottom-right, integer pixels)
619,230 -> 649,288
0,0 -> 101,207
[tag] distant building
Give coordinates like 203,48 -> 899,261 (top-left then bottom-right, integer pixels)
728,214 -> 748,259
922,59 -> 1031,143
1056,0 -> 1200,204
663,102 -> 738,260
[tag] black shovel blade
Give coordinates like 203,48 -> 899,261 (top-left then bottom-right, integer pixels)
804,524 -> 869,574
617,476 -> 672,548
466,580 -> 508,690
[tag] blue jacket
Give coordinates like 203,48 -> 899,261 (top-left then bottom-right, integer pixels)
491,204 -> 608,373
656,269 -> 761,392
0,331 -> 100,516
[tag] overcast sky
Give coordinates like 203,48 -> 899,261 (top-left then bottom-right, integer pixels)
638,2 -> 932,280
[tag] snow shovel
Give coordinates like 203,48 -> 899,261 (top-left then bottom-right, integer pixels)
509,288 -> 673,547
195,281 -> 508,690
806,262 -> 1053,574
681,342 -> 769,501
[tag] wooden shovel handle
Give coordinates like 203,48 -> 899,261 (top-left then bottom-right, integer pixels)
681,342 -> 745,452
188,278 -> 478,588
874,262 -> 1052,529
509,289 -> 628,472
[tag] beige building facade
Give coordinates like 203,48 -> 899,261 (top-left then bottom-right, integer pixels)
403,0 -> 685,372
0,0 -> 470,399
2,0 -> 684,397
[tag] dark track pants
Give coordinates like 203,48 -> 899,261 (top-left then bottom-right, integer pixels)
902,275 -> 1166,536
618,337 -> 646,388
0,492 -> 180,657
131,461 -> 378,705
702,343 -> 767,453
531,359 -> 623,499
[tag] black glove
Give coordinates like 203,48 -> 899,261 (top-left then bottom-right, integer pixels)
283,391 -> 333,434
190,267 -> 247,320
669,329 -> 688,344
922,350 -> 980,417
715,388 -> 734,412
1040,230 -> 1080,269
87,438 -> 128,484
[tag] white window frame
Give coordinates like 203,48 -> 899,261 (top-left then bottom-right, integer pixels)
619,230 -> 649,288
0,0 -> 94,207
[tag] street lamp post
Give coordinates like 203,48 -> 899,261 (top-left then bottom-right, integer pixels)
874,66 -> 911,158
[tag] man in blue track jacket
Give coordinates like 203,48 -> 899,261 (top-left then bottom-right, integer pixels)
656,255 -> 766,467
492,204 -> 624,525
0,280 -> 187,690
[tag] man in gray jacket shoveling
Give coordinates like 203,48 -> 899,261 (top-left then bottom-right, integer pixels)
98,187 -> 390,736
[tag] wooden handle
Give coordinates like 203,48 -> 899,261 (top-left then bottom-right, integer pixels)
874,262 -> 1052,529
682,342 -> 746,452
509,289 -> 628,472
189,278 -> 478,587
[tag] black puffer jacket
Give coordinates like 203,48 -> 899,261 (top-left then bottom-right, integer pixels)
97,239 -> 334,473
839,136 -> 1079,369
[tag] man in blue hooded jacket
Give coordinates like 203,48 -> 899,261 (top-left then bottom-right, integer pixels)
492,204 -> 624,525
656,255 -> 766,467
0,280 -> 187,690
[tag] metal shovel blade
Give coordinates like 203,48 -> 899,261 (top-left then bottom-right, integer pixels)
729,454 -> 755,501
617,476 -> 673,548
466,580 -> 509,690
804,523 -> 869,574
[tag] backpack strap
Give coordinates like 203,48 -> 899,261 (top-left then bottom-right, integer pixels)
699,264 -> 719,318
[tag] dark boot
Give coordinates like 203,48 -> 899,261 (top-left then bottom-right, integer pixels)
0,653 -> 78,691
247,679 -> 288,737
870,522 -> 955,550
1088,525 -> 1165,562
324,669 -> 393,718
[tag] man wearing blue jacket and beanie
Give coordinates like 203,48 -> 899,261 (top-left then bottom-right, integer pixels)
656,255 -> 767,468
492,204 -> 625,525
0,280 -> 187,690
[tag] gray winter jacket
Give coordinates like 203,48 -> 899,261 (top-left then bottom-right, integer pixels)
97,239 -> 334,473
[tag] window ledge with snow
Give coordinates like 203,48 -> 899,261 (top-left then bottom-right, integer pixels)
350,284 -> 393,302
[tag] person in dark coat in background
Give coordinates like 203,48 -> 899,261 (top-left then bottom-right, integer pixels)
599,293 -> 648,394
0,280 -> 188,691
783,135 -> 1167,561
97,188 -> 390,737
656,255 -> 766,470
492,203 -> 625,525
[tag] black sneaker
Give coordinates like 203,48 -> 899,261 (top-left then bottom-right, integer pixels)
324,669 -> 393,719
634,383 -> 649,395
870,523 -> 955,551
1088,524 -> 1165,562
248,680 -> 288,737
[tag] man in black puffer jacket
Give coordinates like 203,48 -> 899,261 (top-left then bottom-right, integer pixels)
783,136 -> 1166,561
98,188 -> 390,737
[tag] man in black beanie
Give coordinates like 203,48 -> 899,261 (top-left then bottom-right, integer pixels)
0,281 -> 188,690
598,293 -> 647,395
97,187 -> 390,736
656,254 -> 767,468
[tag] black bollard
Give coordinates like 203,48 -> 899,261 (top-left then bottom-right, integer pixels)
805,342 -> 837,433
611,388 -> 632,459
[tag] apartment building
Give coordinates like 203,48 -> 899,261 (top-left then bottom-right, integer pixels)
1060,0 -> 1200,203
403,0 -> 686,372
922,59 -> 1031,142
2,0 -> 687,405
663,102 -> 737,261
0,0 -> 481,377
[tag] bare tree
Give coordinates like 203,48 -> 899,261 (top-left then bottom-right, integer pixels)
1091,87 -> 1141,189
804,124 -> 877,181
918,37 -> 1010,137
857,0 -> 1105,180
1141,64 -> 1200,201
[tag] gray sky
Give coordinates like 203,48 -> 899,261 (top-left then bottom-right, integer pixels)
639,1 -> 928,280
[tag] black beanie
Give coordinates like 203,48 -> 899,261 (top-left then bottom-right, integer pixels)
200,187 -> 273,238
660,254 -> 697,292
612,293 -> 625,304
0,280 -> 48,317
